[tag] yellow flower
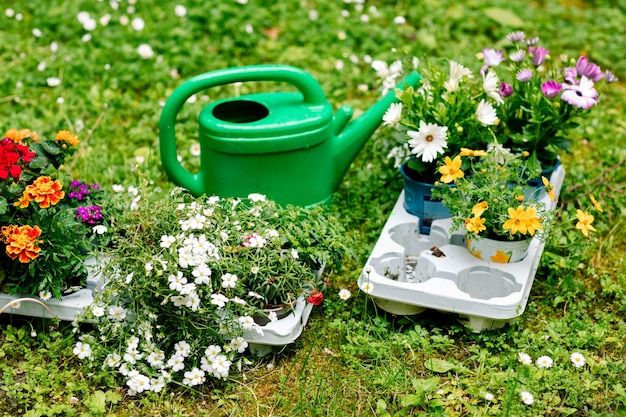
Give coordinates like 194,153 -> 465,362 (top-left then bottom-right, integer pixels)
465,216 -> 486,234
459,148 -> 487,157
439,155 -> 464,184
589,194 -> 603,212
541,176 -> 555,201
502,206 -> 543,236
55,130 -> 80,146
502,206 -> 528,235
515,195 -> 524,202
576,209 -> 596,237
471,201 -> 488,217
522,206 -> 543,236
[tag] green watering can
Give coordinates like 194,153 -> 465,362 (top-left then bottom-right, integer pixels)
159,64 -> 420,206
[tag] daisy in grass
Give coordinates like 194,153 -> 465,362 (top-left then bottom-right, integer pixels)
570,352 -> 586,368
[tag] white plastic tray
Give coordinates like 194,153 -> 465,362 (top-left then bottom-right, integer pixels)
358,164 -> 565,332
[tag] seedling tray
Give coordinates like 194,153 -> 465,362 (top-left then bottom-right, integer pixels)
358,164 -> 565,332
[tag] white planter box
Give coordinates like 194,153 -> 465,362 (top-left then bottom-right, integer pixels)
0,257 -> 106,322
244,297 -> 315,357
359,164 -> 565,332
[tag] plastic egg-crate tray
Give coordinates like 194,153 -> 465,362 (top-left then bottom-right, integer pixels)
0,257 -> 107,322
358,164 -> 565,332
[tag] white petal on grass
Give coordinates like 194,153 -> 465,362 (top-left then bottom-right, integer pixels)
137,44 -> 155,59
175,5 -> 187,17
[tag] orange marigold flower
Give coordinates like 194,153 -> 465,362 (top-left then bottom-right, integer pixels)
3,224 -> 43,263
55,130 -> 80,146
13,191 -> 32,208
439,155 -> 464,184
4,128 -> 40,143
24,176 -> 65,208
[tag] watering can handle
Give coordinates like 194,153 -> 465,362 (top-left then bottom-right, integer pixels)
159,65 -> 328,195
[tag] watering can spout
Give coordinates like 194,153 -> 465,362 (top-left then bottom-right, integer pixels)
332,71 -> 421,188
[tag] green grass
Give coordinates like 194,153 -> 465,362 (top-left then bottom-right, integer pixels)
2,0 -> 626,415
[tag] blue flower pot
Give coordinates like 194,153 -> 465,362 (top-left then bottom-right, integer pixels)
400,163 -> 451,235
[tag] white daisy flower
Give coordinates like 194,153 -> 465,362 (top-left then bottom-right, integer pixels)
570,352 -> 586,368
383,102 -> 403,126
39,290 -> 52,301
360,282 -> 374,294
482,70 -> 504,104
518,352 -> 532,365
476,99 -> 498,125
520,391 -> 534,405
536,355 -> 553,369
338,289 -> 352,300
407,121 -> 448,163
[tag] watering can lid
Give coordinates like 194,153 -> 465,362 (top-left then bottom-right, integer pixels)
199,92 -> 335,153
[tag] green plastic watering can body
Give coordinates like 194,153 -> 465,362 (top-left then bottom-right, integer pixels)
159,64 -> 420,206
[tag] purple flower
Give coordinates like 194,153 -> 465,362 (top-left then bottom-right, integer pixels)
575,57 -> 604,82
76,205 -> 104,225
516,68 -> 534,82
525,36 -> 539,46
541,80 -> 562,98
561,76 -> 598,109
509,50 -> 526,63
529,46 -> 549,66
563,67 -> 578,84
604,70 -> 618,83
507,31 -> 526,42
499,82 -> 514,98
482,48 -> 506,67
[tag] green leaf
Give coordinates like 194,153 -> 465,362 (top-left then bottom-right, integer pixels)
400,393 -> 425,408
482,7 -> 525,28
86,390 -> 107,413
0,196 -> 7,215
424,358 -> 456,373
38,140 -> 63,155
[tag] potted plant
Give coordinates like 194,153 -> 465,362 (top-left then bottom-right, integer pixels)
373,57 -> 500,232
73,186 -> 352,393
0,128 -> 112,301
480,31 -> 617,173
432,144 -> 601,263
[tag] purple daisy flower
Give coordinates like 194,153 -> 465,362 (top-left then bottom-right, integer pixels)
507,31 -> 526,42
516,68 -> 534,82
561,76 -> 598,109
499,82 -> 514,98
541,80 -> 562,98
575,57 -> 604,82
604,70 -> 618,83
509,50 -> 526,63
564,67 -> 578,84
482,48 -> 506,67
529,46 -> 549,66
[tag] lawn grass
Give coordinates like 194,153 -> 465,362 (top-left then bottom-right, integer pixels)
1,0 -> 626,415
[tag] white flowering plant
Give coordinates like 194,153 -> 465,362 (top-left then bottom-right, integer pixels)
73,187 -> 352,394
479,31 -> 617,172
374,57 -> 500,182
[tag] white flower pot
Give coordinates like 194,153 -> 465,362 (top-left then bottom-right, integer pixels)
466,236 -> 531,263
